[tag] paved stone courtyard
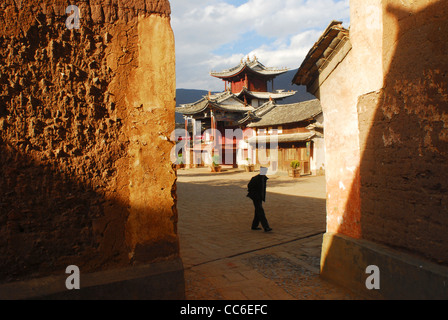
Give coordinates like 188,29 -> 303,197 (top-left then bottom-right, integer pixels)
177,167 -> 364,300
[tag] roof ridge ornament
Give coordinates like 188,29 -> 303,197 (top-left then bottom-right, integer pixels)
210,59 -> 290,79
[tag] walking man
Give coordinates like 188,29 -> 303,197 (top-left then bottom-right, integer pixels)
247,167 -> 272,232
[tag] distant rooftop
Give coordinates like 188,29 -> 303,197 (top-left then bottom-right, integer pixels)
248,99 -> 322,128
211,57 -> 289,79
236,87 -> 296,100
176,91 -> 254,116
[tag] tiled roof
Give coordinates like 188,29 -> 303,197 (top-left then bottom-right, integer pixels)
236,88 -> 296,100
247,132 -> 316,144
211,59 -> 289,79
248,99 -> 322,128
292,21 -> 350,87
175,91 -> 253,115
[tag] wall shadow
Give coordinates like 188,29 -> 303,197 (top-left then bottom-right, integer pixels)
0,141 -> 121,283
0,140 -> 180,285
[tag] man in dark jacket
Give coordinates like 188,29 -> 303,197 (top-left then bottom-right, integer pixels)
247,167 -> 272,232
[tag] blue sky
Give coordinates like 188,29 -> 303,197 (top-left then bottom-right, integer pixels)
170,0 -> 350,91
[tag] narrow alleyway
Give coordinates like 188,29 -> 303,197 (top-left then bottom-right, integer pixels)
177,168 -> 364,300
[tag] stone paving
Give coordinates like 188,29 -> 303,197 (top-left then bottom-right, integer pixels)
177,167 -> 365,300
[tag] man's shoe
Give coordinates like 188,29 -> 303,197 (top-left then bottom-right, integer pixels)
251,227 -> 262,230
264,228 -> 273,232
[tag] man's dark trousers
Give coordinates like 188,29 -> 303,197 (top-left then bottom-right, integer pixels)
251,198 -> 270,230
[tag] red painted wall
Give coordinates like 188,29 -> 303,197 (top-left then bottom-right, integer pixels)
248,76 -> 267,92
230,73 -> 268,93
231,78 -> 245,93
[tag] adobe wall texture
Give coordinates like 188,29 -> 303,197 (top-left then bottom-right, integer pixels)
316,0 -> 385,239
0,0 -> 178,284
322,0 -> 448,265
357,0 -> 448,264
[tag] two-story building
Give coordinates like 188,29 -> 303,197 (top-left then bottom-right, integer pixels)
246,99 -> 325,175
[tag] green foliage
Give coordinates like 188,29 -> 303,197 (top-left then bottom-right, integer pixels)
177,154 -> 184,165
290,160 -> 301,169
212,154 -> 221,166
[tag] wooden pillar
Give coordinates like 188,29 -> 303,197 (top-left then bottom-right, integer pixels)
211,111 -> 215,145
192,118 -> 197,143
184,117 -> 190,166
191,118 -> 197,167
184,117 -> 188,143
210,111 -> 216,165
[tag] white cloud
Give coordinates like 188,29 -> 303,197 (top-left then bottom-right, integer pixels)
247,30 -> 324,70
171,0 -> 350,91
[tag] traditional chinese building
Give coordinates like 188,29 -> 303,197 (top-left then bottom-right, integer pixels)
176,57 -> 297,167
247,99 -> 324,175
211,56 -> 297,107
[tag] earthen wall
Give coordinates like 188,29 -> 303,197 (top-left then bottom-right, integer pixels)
0,0 -> 178,283
321,0 -> 448,264
357,0 -> 448,263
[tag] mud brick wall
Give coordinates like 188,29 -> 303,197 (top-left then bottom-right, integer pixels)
357,0 -> 448,264
0,0 -> 177,283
